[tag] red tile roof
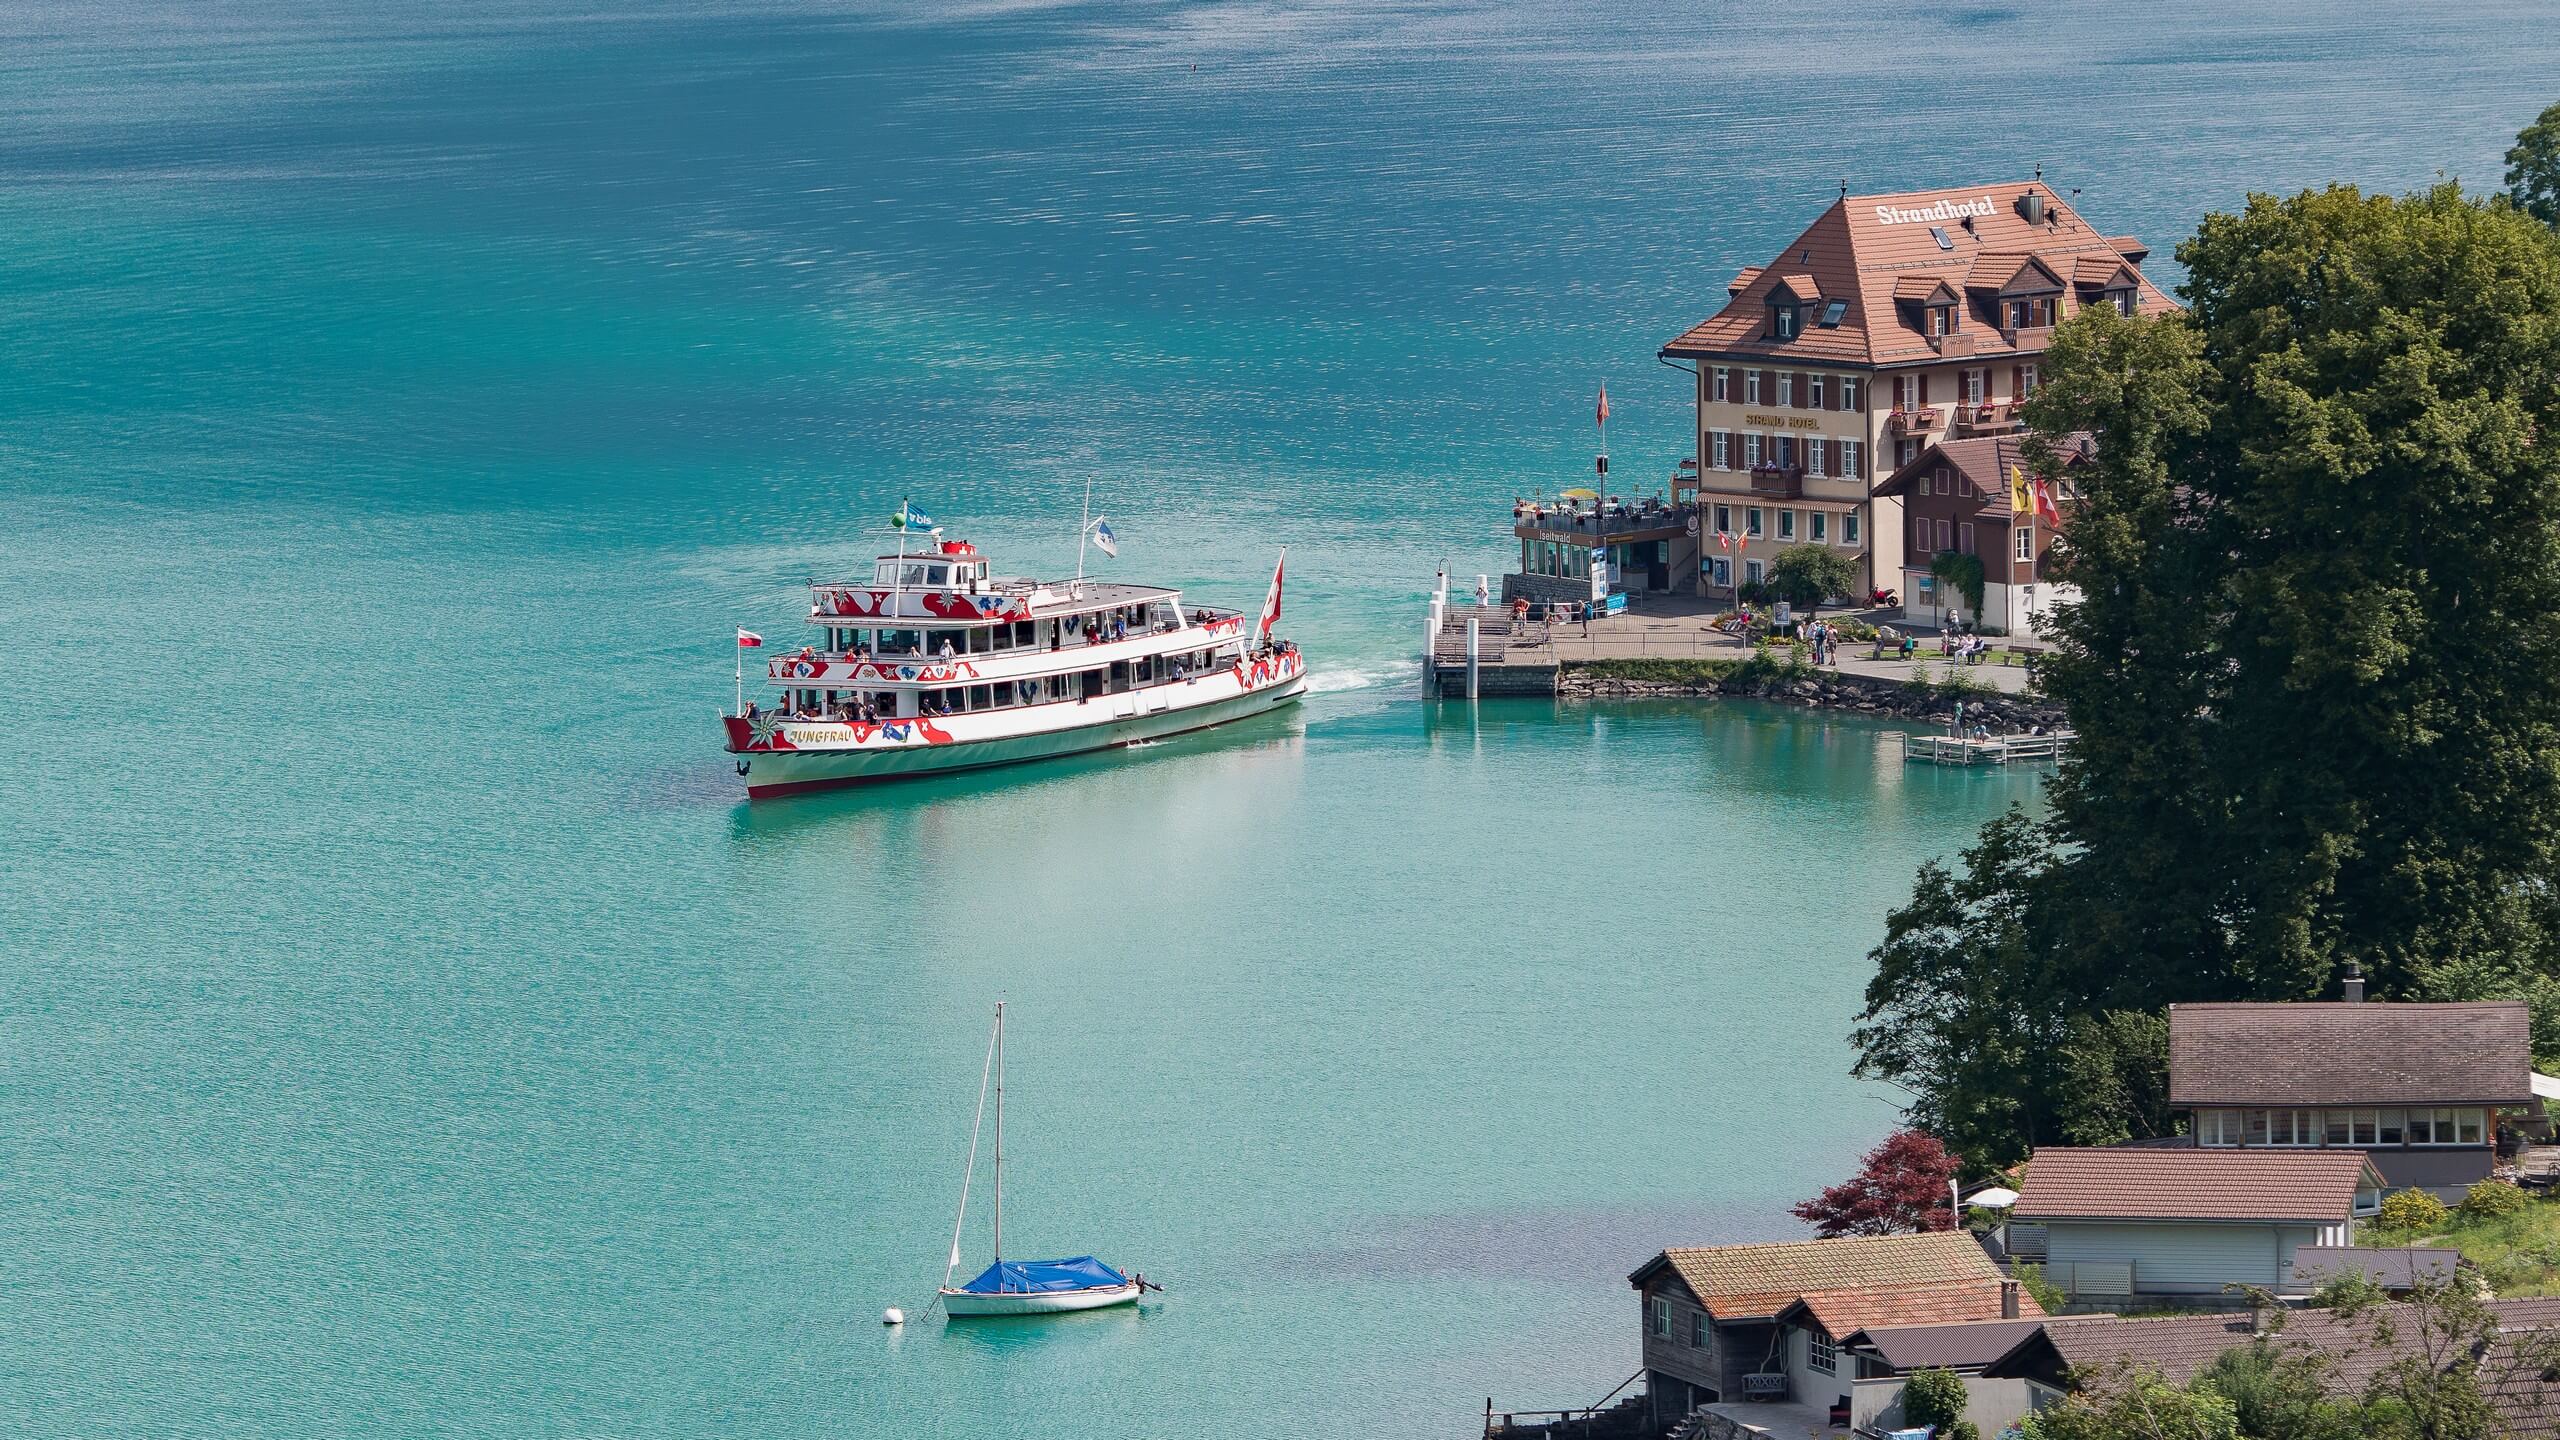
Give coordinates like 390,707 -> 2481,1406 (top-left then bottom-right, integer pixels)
1785,1278 -> 2043,1337
2168,1001 -> 2536,1107
1630,1231 -> 2006,1320
1660,181 -> 2179,369
2011,1147 -> 2377,1223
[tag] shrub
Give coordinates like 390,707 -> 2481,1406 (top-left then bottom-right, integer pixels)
1901,1368 -> 1968,1431
2460,1179 -> 2531,1219
2378,1188 -> 2451,1233
2013,1261 -> 2067,1314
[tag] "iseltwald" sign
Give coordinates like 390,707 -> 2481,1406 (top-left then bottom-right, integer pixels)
1875,196 -> 1994,227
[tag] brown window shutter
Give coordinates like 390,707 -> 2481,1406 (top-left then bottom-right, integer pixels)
1763,370 -> 1778,406
1919,373 -> 1930,406
2010,365 -> 2023,400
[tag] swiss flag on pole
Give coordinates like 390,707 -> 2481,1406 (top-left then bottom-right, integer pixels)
737,629 -> 764,648
1596,384 -> 1610,428
2034,477 -> 2063,527
1255,549 -> 1286,644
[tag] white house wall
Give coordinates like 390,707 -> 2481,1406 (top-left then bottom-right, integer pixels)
2045,1220 -> 2326,1296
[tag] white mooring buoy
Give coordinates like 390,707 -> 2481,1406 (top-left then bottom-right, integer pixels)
883,1307 -> 905,1326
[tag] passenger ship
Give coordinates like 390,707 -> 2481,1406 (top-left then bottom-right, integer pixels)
722,540 -> 1304,797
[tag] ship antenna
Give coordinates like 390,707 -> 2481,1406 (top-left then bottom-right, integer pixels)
1074,477 -> 1094,598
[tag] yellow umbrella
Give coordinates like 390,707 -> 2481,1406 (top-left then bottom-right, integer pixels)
1560,487 -> 1599,500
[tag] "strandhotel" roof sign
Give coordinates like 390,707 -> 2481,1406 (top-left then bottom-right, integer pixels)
1875,195 -> 1995,227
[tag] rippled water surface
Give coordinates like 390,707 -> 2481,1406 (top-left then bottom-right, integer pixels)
3,3 -> 2554,1435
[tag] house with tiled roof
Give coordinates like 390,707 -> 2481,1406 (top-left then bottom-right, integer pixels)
2169,977 -> 2537,1200
1978,1298 -> 2560,1435
1870,431 -> 2093,631
1659,180 -> 2176,602
2010,1147 -> 2381,1305
1626,1230 -> 2034,1430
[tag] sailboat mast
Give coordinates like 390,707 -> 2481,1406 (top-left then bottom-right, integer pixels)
992,1000 -> 1005,1265
941,1003 -> 1001,1294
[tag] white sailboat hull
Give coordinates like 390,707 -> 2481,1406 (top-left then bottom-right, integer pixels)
939,1282 -> 1143,1317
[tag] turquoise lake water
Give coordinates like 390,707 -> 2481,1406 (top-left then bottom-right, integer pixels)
4,3 -> 2556,1435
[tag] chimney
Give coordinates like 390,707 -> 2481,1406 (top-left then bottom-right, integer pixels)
2343,962 -> 2366,1004
2000,1279 -> 2020,1318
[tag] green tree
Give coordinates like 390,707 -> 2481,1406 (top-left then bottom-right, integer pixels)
2021,1370 -> 2238,1440
1852,809 -> 2073,1166
2055,1009 -> 2174,1147
2510,100 -> 2560,226
1928,549 -> 1986,618
2195,1343 -> 2364,1440
1768,544 -> 1858,616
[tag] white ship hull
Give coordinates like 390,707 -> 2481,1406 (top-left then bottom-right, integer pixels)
939,1282 -> 1142,1317
732,665 -> 1306,798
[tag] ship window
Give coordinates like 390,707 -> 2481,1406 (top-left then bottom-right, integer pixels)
969,685 -> 992,709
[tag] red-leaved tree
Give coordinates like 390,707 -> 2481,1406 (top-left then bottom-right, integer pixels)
1790,1129 -> 1961,1237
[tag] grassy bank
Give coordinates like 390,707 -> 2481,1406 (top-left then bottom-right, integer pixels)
2365,1195 -> 2560,1296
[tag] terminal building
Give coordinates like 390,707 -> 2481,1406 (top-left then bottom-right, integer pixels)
1659,180 -> 2178,611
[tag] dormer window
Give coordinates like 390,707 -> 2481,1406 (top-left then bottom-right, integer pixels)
2005,296 -> 2055,329
2103,287 -> 2136,317
1927,304 -> 1955,337
1773,303 -> 1800,340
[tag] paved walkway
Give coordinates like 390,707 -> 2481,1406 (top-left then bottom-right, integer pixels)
1513,596 -> 2037,696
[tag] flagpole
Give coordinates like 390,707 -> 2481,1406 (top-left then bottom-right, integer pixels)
894,497 -> 911,627
1075,477 -> 1093,596
735,639 -> 744,717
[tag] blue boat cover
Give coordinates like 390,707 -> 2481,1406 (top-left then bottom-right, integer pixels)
958,1256 -> 1127,1295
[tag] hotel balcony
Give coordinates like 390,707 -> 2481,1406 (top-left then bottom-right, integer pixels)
1514,497 -> 1693,542
1746,463 -> 1804,499
1887,407 -> 1942,436
1953,402 -> 2021,437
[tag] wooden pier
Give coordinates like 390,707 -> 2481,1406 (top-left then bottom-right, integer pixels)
1894,731 -> 2069,766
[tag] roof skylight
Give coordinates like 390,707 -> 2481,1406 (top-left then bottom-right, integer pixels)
1929,226 -> 1955,251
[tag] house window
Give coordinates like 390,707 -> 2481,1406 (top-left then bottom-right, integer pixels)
1959,522 -> 1975,555
1714,504 -> 1732,536
1811,512 -> 1829,544
1774,305 -> 1799,340
1912,515 -> 1929,554
1745,434 -> 1765,468
1778,510 -> 1797,541
2244,1108 -> 2322,1146
1841,440 -> 1864,480
1777,372 -> 1794,407
1963,369 -> 1988,405
2355,1186 -> 2382,1217
1746,507 -> 1764,538
1745,558 -> 1765,585
1807,1328 -> 1837,1375
2379,1109 -> 2407,1145
1713,367 -> 1730,402
1928,304 -> 1953,336
1709,557 -> 1731,587
1840,377 -> 1862,412
2195,1109 -> 2237,1146
1808,374 -> 1826,409
1842,511 -> 1861,546
1746,371 -> 1763,405
1897,438 -> 1920,467
1935,519 -> 1951,551
1651,1296 -> 1671,1338
2018,364 -> 2039,399
2016,528 -> 2033,562
1711,432 -> 1731,469
1690,1312 -> 1710,1349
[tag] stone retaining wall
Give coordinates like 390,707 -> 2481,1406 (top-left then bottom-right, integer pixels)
1558,665 -> 2065,730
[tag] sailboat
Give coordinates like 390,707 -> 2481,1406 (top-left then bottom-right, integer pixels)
938,1002 -> 1150,1317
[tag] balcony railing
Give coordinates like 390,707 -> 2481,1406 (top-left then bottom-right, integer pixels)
1887,407 -> 1942,435
1747,463 -> 1804,499
1953,402 -> 2019,436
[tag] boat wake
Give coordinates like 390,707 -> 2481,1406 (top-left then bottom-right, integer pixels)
1307,659 -> 1420,695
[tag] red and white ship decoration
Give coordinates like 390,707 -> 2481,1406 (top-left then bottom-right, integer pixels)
723,537 -> 1303,798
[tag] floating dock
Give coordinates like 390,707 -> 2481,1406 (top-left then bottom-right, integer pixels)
1893,731 -> 2069,766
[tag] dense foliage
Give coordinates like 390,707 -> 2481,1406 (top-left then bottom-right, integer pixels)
2512,100 -> 2560,226
1789,1128 -> 1959,1237
1855,177 -> 2560,1164
1900,1367 -> 1969,1432
2461,1180 -> 2532,1219
1768,544 -> 1859,615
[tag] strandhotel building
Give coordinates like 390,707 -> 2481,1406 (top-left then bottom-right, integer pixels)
1659,181 -> 2178,605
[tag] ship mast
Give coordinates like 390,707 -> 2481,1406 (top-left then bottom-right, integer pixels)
992,1000 -> 1004,1265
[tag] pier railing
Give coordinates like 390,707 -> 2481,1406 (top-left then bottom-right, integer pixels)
1484,1371 -> 1647,1440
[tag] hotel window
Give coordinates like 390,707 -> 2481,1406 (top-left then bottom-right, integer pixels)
1807,440 -> 1827,477
2016,528 -> 2033,562
1898,438 -> 1919,467
1840,377 -> 1861,412
1746,507 -> 1764,538
1773,305 -> 1799,340
1819,300 -> 1847,328
1809,374 -> 1826,409
1713,367 -> 1730,402
1841,440 -> 1864,480
1777,372 -> 1794,408
1778,510 -> 1797,541
1842,511 -> 1860,546
1745,557 -> 1766,585
2005,296 -> 2055,329
2018,363 -> 2039,399
1810,512 -> 1829,544
1711,431 -> 1731,470
1928,304 -> 1954,336
2105,288 -> 2136,317
1963,369 -> 1988,405
1745,434 -> 1764,468
1714,504 -> 1732,536
1775,436 -> 1796,468
1807,1328 -> 1837,1375
1746,371 -> 1763,405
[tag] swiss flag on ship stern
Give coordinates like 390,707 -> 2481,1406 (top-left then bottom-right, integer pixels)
1256,549 -> 1286,644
